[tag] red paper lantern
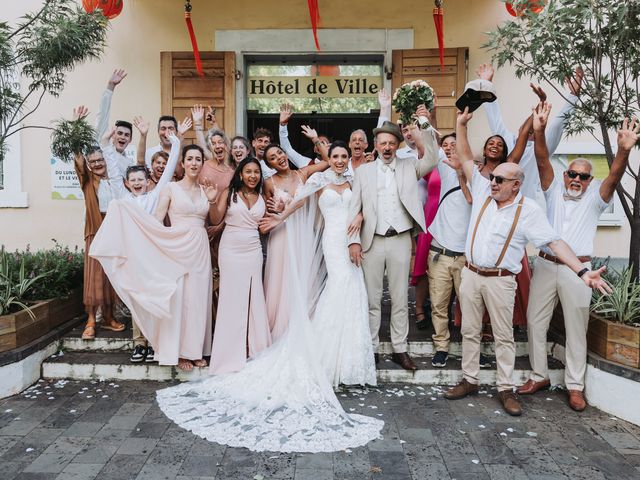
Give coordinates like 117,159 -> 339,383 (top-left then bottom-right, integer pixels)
311,65 -> 340,76
505,1 -> 545,17
82,0 -> 123,20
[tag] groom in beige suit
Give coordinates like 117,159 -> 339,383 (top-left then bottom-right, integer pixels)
348,107 -> 440,370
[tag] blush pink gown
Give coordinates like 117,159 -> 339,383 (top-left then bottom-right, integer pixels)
210,195 -> 272,374
89,182 -> 213,365
263,175 -> 302,341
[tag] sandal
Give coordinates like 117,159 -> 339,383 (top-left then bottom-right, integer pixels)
81,325 -> 96,340
177,359 -> 193,371
193,359 -> 208,368
101,319 -> 126,332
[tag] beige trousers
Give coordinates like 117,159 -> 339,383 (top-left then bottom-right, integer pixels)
527,257 -> 591,390
427,251 -> 466,352
460,267 -> 517,391
362,231 -> 412,353
132,318 -> 147,347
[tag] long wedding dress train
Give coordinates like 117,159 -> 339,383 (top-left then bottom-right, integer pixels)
156,172 -> 382,452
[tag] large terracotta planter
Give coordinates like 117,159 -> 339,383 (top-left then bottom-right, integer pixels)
0,289 -> 84,353
587,313 -> 640,369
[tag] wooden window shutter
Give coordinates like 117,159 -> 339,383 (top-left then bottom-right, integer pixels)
161,51 -> 236,140
391,48 -> 468,133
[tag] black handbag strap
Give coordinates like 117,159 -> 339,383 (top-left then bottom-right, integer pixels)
438,186 -> 462,208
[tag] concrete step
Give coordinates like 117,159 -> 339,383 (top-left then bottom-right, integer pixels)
60,326 -> 554,357
42,351 -> 566,386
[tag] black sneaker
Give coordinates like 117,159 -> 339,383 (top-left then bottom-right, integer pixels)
479,353 -> 492,368
432,351 -> 448,368
130,345 -> 146,363
145,346 -> 155,363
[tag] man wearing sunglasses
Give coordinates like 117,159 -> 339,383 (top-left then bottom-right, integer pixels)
519,103 -> 639,411
444,107 -> 611,416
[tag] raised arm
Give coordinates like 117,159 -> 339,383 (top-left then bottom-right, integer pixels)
377,88 -> 392,127
532,101 -> 555,191
201,180 -> 228,226
71,106 -> 90,185
412,105 -> 439,177
507,113 -> 533,165
278,103 -> 312,167
455,108 -> 476,182
600,117 -> 639,203
477,64 -> 515,145
546,68 -> 583,154
95,69 -> 127,143
299,125 -> 330,172
156,133 -> 181,190
192,104 -> 213,161
443,152 -> 473,204
133,116 -> 149,166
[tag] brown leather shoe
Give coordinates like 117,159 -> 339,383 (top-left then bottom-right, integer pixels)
391,352 -> 417,371
444,378 -> 479,400
497,390 -> 522,416
568,389 -> 587,412
516,378 -> 551,395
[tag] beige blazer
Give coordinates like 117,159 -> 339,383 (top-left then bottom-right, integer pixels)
348,127 -> 440,252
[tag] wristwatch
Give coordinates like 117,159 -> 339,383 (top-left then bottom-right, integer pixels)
577,267 -> 589,278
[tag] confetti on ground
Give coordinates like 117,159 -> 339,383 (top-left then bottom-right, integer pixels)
26,448 -> 34,452
506,428 -> 514,433
526,432 -> 538,437
344,449 -> 352,453
500,432 -> 507,437
69,410 -> 76,413
478,425 -> 486,429
4,409 -> 12,413
472,459 -> 480,464
494,410 -> 501,414
399,440 -> 406,444
546,397 -> 553,401
467,403 -> 475,407
458,430 -> 466,435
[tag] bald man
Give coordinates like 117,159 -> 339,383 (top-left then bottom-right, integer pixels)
445,108 -> 611,416
519,104 -> 638,411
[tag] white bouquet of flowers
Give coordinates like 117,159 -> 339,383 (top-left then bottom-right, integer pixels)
392,80 -> 435,126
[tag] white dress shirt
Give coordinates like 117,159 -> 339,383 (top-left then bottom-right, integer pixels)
96,88 -> 136,176
428,151 -> 472,253
540,178 -> 609,257
465,168 -> 559,274
483,86 -> 578,204
97,144 -> 128,212
375,158 -> 414,235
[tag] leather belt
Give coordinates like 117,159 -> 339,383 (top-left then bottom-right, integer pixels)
465,262 -> 515,277
430,245 -> 464,258
539,251 -> 591,265
377,228 -> 402,237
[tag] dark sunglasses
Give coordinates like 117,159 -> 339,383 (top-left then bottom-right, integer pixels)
566,170 -> 592,181
489,173 -> 518,184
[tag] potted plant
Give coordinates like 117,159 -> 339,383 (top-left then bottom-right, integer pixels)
589,267 -> 640,368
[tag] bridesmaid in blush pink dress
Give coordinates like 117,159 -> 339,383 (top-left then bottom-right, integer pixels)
207,157 -> 272,374
90,144 -> 215,371
261,138 -> 329,341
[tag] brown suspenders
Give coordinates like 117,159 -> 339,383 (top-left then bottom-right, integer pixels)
469,196 -> 525,268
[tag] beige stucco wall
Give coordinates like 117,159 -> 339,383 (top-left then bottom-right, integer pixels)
0,0 -> 634,258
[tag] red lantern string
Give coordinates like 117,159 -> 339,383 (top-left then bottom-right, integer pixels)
307,0 -> 321,51
433,0 -> 445,72
184,0 -> 204,78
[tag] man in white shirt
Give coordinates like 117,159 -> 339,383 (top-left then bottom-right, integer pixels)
517,104 -> 637,411
445,108 -> 611,416
426,134 -> 472,367
145,116 -> 179,167
95,69 -> 134,176
477,64 -> 581,204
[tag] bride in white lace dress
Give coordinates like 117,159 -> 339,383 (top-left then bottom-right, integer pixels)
155,142 -> 381,453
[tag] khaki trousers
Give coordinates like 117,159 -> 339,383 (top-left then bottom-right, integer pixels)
460,267 -> 517,391
527,257 -> 591,390
427,251 -> 466,352
362,231 -> 412,353
132,318 -> 148,347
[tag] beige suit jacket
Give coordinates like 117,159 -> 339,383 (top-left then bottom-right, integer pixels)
348,127 -> 440,252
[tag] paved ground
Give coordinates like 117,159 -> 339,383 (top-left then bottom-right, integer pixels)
1,380 -> 639,480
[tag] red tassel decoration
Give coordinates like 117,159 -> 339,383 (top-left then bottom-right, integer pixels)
433,1 -> 445,72
307,0 -> 321,51
184,1 -> 204,77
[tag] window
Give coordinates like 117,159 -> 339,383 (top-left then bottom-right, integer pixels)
0,130 -> 28,208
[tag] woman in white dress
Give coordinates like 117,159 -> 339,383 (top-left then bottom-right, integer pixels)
261,141 -> 376,387
155,142 -> 381,453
